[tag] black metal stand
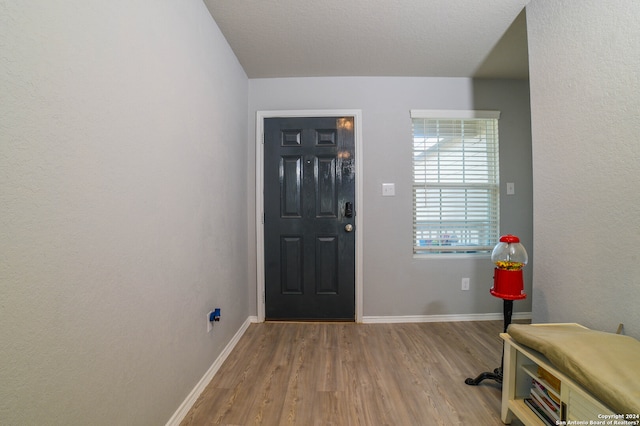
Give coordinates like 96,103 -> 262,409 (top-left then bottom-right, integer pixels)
464,299 -> 513,386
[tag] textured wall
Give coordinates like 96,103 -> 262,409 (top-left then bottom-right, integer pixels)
0,1 -> 249,424
527,0 -> 640,338
248,77 -> 533,318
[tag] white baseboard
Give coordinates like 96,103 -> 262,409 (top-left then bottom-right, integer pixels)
362,312 -> 532,324
165,315 -> 258,426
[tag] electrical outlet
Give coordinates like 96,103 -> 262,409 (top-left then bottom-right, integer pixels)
462,278 -> 470,291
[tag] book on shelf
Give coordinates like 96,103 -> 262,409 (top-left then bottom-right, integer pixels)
533,375 -> 561,405
530,386 -> 560,421
533,380 -> 560,410
537,366 -> 561,394
524,398 -> 555,426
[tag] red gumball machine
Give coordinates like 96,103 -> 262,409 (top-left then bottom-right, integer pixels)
490,234 -> 528,300
466,234 -> 528,386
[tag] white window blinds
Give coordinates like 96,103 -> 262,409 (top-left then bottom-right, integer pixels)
411,110 -> 500,254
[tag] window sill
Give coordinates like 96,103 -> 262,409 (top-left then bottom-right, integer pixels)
413,252 -> 492,260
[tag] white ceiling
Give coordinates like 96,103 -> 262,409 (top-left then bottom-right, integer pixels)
203,0 -> 530,79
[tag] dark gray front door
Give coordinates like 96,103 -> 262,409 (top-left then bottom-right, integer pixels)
264,116 -> 355,320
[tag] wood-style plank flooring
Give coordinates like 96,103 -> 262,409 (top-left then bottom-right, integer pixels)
181,320 -> 522,426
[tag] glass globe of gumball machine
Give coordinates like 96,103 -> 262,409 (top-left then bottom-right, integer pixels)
466,235 -> 528,386
490,234 -> 528,302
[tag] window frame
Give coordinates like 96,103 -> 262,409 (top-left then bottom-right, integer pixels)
411,109 -> 500,256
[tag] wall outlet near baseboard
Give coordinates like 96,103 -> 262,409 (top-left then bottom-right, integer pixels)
461,278 -> 470,291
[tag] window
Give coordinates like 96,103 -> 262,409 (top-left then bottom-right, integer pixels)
411,110 -> 500,254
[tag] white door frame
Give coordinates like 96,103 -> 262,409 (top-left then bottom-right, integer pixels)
256,109 -> 363,323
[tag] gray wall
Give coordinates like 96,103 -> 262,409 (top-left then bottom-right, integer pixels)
249,77 -> 533,318
527,0 -> 640,338
0,1 -> 250,424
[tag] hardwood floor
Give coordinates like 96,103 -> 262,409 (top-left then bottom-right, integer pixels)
181,320 -> 518,426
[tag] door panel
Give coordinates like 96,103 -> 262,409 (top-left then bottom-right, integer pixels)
264,116 -> 355,320
281,236 -> 303,294
281,156 -> 302,217
316,156 -> 337,217
315,236 -> 338,294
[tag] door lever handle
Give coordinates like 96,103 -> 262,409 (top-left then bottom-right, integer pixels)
345,202 -> 353,218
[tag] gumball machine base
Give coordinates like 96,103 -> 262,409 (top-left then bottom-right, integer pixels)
464,299 -> 514,386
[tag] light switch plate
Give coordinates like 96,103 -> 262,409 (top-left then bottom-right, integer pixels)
382,183 -> 395,196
